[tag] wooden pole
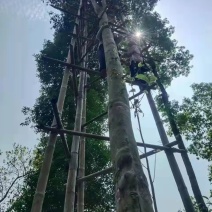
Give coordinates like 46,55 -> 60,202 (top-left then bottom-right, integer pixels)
31,41 -> 72,212
64,1 -> 86,211
31,2 -> 84,212
77,4 -> 88,210
64,70 -> 85,212
146,90 -> 195,212
148,59 -> 208,212
51,99 -> 70,158
77,141 -> 180,183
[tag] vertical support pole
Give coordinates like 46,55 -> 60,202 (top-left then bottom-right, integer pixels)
146,91 -> 195,212
148,59 -> 208,212
31,51 -> 71,212
77,2 -> 87,210
77,76 -> 87,212
64,71 -> 85,212
31,2 -> 83,212
64,1 -> 87,211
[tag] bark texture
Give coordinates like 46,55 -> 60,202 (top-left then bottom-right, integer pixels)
91,1 -> 154,211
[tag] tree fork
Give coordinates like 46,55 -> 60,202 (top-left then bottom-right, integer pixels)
90,0 -> 154,211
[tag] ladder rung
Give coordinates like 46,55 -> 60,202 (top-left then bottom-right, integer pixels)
77,143 -> 178,183
41,55 -> 99,75
37,125 -> 110,141
82,91 -> 144,128
137,141 -> 185,153
77,167 -> 113,183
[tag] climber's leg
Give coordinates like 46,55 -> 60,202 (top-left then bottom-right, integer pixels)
130,60 -> 139,78
98,44 -> 107,78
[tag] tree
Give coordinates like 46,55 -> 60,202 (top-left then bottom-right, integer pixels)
90,0 -> 154,211
0,144 -> 32,211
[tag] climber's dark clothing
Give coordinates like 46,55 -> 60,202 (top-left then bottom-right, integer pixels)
98,43 -> 106,72
130,60 -> 149,78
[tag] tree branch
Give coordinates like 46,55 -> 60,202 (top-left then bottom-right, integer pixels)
0,174 -> 26,203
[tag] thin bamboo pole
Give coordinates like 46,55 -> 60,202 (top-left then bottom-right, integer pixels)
31,2 -> 83,211
77,141 -> 180,183
146,91 -> 195,212
77,5 -> 88,210
51,99 -> 70,158
77,76 -> 87,212
64,72 -> 85,212
37,125 -> 110,141
31,51 -> 71,212
41,55 -> 99,75
64,1 -> 86,211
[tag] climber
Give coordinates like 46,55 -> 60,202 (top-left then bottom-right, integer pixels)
97,24 -> 123,79
122,35 -> 156,90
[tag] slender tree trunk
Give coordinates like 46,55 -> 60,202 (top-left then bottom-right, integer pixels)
146,91 -> 195,212
91,1 -> 154,211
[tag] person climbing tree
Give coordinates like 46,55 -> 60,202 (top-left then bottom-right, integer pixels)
97,36 -> 107,78
97,25 -> 123,79
122,35 -> 157,90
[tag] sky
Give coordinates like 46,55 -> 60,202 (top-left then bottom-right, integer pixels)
0,0 -> 211,211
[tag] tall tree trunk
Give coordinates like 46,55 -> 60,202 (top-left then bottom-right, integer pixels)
146,91 -> 195,212
91,1 -> 154,211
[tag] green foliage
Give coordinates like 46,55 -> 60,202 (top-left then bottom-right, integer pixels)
161,83 -> 212,195
178,196 -> 212,212
0,144 -> 32,211
9,0 -> 113,211
165,83 -> 212,160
